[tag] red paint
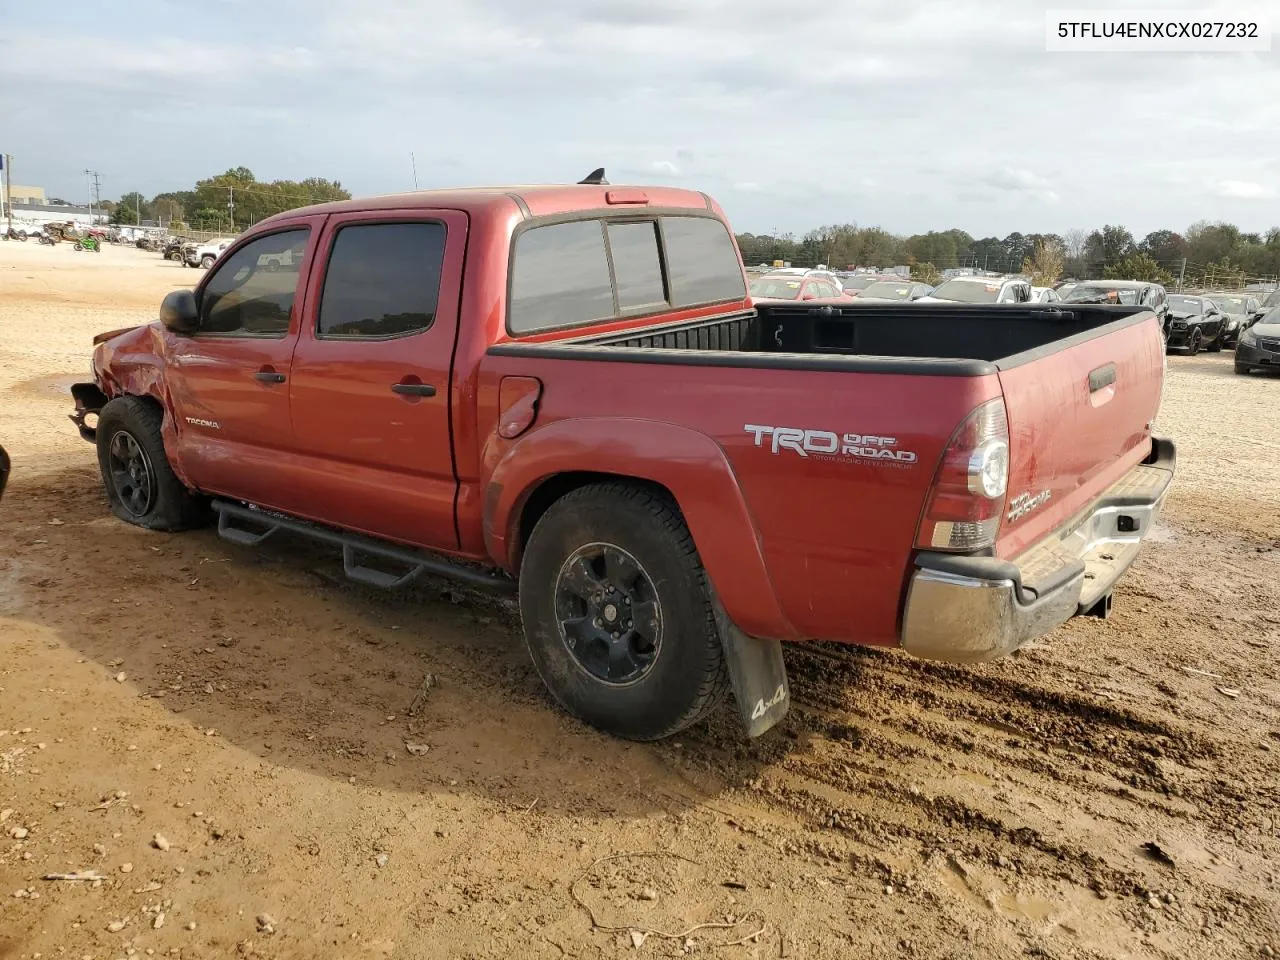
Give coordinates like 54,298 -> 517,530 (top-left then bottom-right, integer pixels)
84,184 -> 1163,650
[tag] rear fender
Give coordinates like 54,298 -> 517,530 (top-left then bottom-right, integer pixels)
484,418 -> 797,641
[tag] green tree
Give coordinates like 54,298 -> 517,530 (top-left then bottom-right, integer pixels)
1084,225 -> 1136,274
1104,252 -> 1173,284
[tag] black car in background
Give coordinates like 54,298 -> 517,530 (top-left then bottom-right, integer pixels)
1063,280 -> 1170,329
1206,294 -> 1263,347
1235,307 -> 1280,375
1165,295 -> 1227,354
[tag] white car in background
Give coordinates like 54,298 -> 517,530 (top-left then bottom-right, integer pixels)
184,237 -> 236,269
917,276 -> 1033,304
1031,286 -> 1062,303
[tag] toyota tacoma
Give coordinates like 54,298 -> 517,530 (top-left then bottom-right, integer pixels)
68,173 -> 1175,741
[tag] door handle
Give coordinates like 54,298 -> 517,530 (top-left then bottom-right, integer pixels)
255,371 -> 286,383
1087,363 -> 1116,393
391,382 -> 436,397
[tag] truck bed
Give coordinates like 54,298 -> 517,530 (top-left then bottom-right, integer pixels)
492,302 -> 1152,372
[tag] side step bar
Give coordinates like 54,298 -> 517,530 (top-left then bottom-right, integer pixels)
212,500 -> 516,594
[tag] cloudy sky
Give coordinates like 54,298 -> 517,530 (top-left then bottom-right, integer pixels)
3,0 -> 1279,237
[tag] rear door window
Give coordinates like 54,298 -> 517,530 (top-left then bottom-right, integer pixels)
661,216 -> 747,307
318,222 -> 446,339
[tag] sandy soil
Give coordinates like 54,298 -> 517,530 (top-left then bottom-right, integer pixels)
0,240 -> 1277,960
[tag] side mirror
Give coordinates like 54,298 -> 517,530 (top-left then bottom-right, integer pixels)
160,290 -> 199,334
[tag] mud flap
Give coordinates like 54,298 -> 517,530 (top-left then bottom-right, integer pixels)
711,597 -> 790,738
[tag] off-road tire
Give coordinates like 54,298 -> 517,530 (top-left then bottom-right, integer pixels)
95,396 -> 209,531
519,482 -> 729,741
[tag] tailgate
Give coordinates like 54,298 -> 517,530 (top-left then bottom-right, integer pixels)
994,311 -> 1165,559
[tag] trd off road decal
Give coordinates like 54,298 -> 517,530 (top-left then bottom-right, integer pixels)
744,424 -> 918,466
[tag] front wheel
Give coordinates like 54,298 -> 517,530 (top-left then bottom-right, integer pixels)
1187,330 -> 1202,356
95,396 -> 209,531
200,255 -> 216,269
519,483 -> 729,741
1235,363 -> 1251,375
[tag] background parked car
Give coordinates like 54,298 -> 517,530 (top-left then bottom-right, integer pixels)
1165,295 -> 1227,354
186,237 -> 236,269
833,274 -> 892,297
1261,288 -> 1280,310
1031,286 -> 1062,303
748,273 -> 843,301
1206,294 -> 1261,347
916,276 -> 1032,303
1235,306 -> 1280,374
850,280 -> 935,303
1062,280 -> 1169,328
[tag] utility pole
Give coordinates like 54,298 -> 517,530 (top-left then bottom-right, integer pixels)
3,154 -> 12,234
135,192 -> 141,225
227,186 -> 235,231
410,152 -> 419,190
1177,258 -> 1186,292
83,169 -> 102,223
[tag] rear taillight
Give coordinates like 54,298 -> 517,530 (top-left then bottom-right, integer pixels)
916,398 -> 1009,552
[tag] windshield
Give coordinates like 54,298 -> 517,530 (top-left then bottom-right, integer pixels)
1263,289 -> 1280,308
859,281 -> 914,300
928,279 -> 1002,303
749,278 -> 803,300
1065,285 -> 1140,305
1209,296 -> 1248,316
1168,296 -> 1203,313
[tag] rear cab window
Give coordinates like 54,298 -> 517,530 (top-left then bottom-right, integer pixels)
507,214 -> 745,335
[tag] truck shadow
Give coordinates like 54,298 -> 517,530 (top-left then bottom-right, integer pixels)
0,464 -> 794,821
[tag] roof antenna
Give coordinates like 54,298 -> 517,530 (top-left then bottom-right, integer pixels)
577,168 -> 608,185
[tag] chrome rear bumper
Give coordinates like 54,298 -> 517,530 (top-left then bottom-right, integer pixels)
899,436 -> 1175,663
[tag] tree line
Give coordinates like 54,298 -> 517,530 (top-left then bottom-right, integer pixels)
735,222 -> 1280,289
107,167 -> 350,232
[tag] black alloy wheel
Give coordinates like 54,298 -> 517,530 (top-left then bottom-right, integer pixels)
555,542 -> 662,685
106,429 -> 156,519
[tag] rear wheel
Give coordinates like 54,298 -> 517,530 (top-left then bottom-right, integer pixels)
519,482 -> 728,741
95,396 -> 209,531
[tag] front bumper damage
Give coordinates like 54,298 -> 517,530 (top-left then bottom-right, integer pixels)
900,436 -> 1176,663
70,382 -> 110,443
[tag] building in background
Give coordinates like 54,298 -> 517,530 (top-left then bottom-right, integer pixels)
4,183 -> 106,228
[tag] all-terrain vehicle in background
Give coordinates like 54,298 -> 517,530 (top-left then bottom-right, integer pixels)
68,173 -> 1175,742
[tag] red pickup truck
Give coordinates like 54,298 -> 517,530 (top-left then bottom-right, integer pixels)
69,174 -> 1175,741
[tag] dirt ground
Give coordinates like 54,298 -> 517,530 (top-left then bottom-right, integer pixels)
0,240 -> 1277,960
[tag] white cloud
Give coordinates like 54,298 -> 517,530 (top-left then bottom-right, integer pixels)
1211,180 -> 1277,200
4,0 -> 1280,237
